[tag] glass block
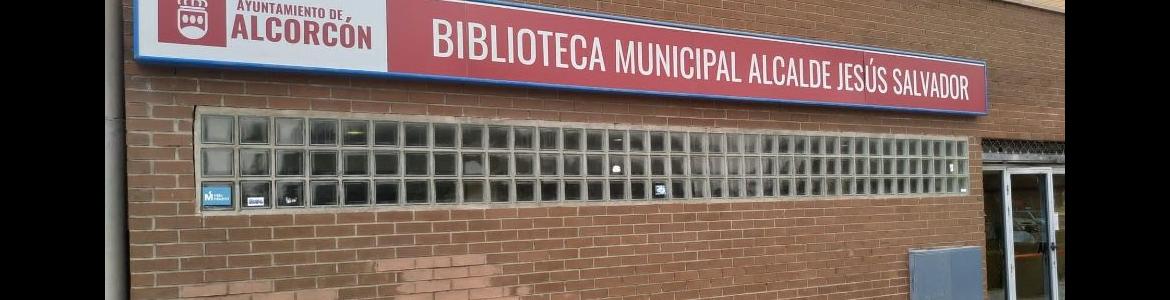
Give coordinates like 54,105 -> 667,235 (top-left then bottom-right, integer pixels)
202,115 -> 234,144
405,181 -> 428,204
374,121 -> 398,146
344,181 -> 369,205
433,124 -> 456,148
309,119 -> 338,145
404,123 -> 428,147
342,120 -> 368,146
202,148 -> 233,176
374,151 -> 399,175
514,127 -> 534,150
311,181 -> 338,206
276,181 -> 304,207
374,181 -> 399,205
435,180 -> 456,204
404,152 -> 428,176
462,180 -> 484,203
342,151 -> 368,176
239,116 -> 269,144
434,152 -> 457,176
310,151 -> 337,176
461,125 -> 483,148
275,118 -> 304,145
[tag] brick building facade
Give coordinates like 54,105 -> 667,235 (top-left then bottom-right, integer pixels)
119,0 -> 1064,299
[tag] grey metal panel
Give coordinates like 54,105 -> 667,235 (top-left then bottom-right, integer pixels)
910,246 -> 983,300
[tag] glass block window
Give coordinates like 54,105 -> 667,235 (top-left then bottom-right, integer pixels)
196,109 -> 971,211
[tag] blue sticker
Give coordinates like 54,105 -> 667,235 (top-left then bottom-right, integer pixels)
202,184 -> 232,207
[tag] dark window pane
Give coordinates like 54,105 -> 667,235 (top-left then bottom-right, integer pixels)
631,156 -> 647,176
374,121 -> 398,146
795,136 -> 807,154
810,136 -> 823,154
670,132 -> 685,152
311,181 -> 338,206
779,157 -> 792,175
241,181 -> 271,208
587,182 -> 603,200
671,180 -> 686,199
405,181 -> 428,204
489,126 -> 509,149
689,156 -> 704,176
897,139 -> 908,155
726,134 -> 741,153
404,123 -> 428,147
516,181 -> 534,202
489,153 -> 510,176
276,181 -> 304,207
564,181 -> 582,201
839,137 -> 852,154
202,148 -> 233,176
691,180 -> 706,198
202,115 -> 234,144
515,153 -> 534,176
374,151 -> 399,175
343,151 -> 368,176
812,178 -> 823,195
652,181 -> 668,199
709,180 -> 723,198
744,135 -> 758,153
514,127 -> 534,149
689,133 -> 704,153
540,154 -> 558,176
779,179 -> 791,196
811,158 -> 823,175
434,153 -> 457,176
310,119 -> 337,145
433,124 -> 456,148
564,155 -> 581,176
586,130 -> 604,151
763,135 -> 776,153
276,118 -> 304,145
609,155 -> 626,176
746,157 -> 760,176
586,155 -> 604,176
708,157 -> 723,176
796,179 -> 807,196
763,157 -> 776,175
608,130 -> 625,152
463,181 -> 484,202
763,179 -> 776,196
239,116 -> 269,144
563,129 -> 582,151
748,179 -> 760,197
490,181 -> 510,202
609,181 -> 625,200
727,157 -> 742,176
650,157 -> 666,176
344,181 -> 369,205
708,134 -> 723,153
540,182 -> 558,201
631,181 -> 646,200
670,156 -> 686,175
855,158 -> 866,175
238,150 -> 270,175
461,125 -> 483,148
539,127 -> 558,150
405,152 -> 428,176
630,131 -> 646,152
728,179 -> 742,198
827,158 -> 837,175
375,181 -> 399,205
342,120 -> 368,146
794,158 -> 806,175
779,135 -> 792,153
462,154 -> 484,176
435,180 -> 456,204
311,151 -> 337,176
277,150 -> 303,176
650,131 -> 665,152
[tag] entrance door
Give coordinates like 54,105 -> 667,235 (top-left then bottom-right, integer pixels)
986,168 -> 1061,300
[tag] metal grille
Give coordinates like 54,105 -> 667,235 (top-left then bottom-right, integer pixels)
982,139 -> 1064,155
981,139 -> 1064,163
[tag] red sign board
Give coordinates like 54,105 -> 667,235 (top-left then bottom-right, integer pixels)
136,0 -> 988,115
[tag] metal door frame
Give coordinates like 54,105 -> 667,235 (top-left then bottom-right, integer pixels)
1001,167 -> 1059,300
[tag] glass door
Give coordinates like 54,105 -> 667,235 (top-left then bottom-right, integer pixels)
1001,168 -> 1060,300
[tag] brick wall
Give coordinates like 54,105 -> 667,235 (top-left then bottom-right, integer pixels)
121,0 -> 1061,299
